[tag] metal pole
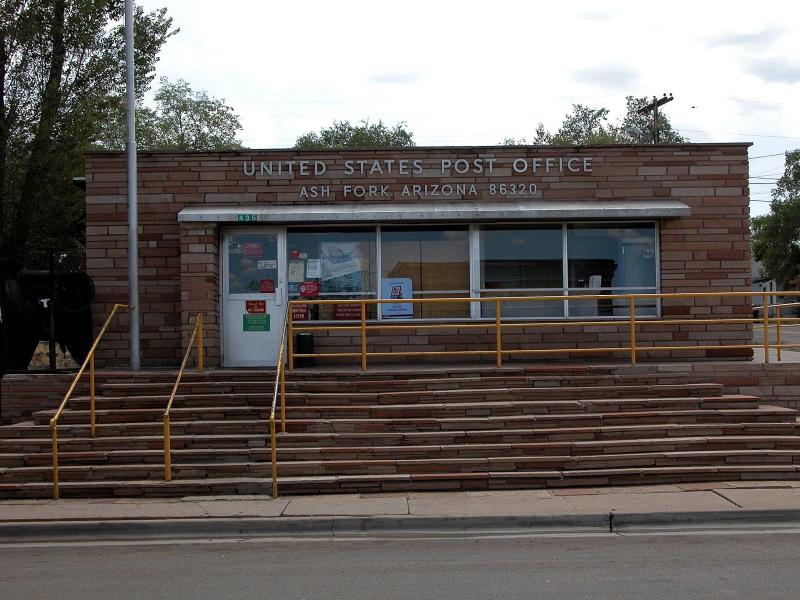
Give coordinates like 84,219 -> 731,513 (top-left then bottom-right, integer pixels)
629,297 -> 637,365
89,354 -> 96,438
495,299 -> 502,367
762,295 -> 770,364
197,314 -> 203,372
125,0 -> 140,370
48,249 -> 56,370
360,301 -> 367,371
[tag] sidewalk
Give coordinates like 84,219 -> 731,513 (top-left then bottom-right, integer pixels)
2,481 -> 800,540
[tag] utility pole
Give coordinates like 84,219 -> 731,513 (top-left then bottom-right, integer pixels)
125,0 -> 140,370
637,93 -> 674,144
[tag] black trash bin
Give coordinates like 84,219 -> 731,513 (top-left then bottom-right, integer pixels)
295,333 -> 314,367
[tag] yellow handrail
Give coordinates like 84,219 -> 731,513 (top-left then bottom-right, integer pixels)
269,310 -> 289,498
50,303 -> 131,499
163,314 -> 204,482
286,291 -> 800,371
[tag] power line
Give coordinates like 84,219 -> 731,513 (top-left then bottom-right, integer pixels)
677,129 -> 800,140
750,152 -> 789,159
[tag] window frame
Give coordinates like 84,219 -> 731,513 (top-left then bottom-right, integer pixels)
284,220 -> 661,323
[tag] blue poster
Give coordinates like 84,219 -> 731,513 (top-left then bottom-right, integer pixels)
380,278 -> 413,319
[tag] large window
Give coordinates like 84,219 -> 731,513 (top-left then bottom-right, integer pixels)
287,228 -> 377,321
381,226 -> 470,318
283,221 -> 658,321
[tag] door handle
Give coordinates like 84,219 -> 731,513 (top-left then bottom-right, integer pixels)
275,287 -> 282,306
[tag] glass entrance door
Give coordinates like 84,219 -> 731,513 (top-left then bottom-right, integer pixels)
221,228 -> 286,367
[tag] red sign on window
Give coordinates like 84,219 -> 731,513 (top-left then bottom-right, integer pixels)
246,300 -> 266,314
243,242 -> 263,258
298,281 -> 320,298
259,279 -> 275,293
333,303 -> 362,320
291,303 -> 310,321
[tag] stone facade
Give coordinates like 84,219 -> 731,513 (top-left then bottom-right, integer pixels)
84,144 -> 751,367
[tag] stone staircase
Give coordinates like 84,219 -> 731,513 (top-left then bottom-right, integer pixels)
2,365 -> 800,498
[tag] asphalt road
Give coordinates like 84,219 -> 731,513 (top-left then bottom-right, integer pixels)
3,529 -> 800,599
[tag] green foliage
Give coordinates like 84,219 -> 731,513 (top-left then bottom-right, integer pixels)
0,1 -> 177,269
295,120 -> 415,150
504,96 -> 687,146
752,150 -> 800,286
95,77 -> 244,151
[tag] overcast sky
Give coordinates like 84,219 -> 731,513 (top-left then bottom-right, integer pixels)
138,0 -> 800,217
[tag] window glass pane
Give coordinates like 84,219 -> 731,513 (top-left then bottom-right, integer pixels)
480,226 -> 563,290
381,227 -> 469,318
568,289 -> 658,318
227,232 -> 278,294
287,228 -> 377,321
567,224 -> 656,289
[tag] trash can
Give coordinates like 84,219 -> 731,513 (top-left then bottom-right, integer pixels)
295,333 -> 314,367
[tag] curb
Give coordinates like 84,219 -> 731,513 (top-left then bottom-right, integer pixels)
2,510 -> 800,542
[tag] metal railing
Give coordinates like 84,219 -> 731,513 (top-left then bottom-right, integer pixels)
287,291 -> 800,371
163,314 -> 204,481
50,303 -> 131,499
754,301 -> 800,363
268,312 -> 289,498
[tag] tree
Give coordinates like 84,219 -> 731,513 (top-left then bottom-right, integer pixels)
0,1 -> 176,269
295,120 -> 415,150
752,150 -> 800,287
95,77 -> 244,151
504,96 -> 687,145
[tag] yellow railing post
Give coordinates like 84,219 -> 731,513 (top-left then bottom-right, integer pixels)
270,414 -> 278,498
629,297 -> 637,366
763,295 -> 770,364
50,420 -> 59,499
495,299 -> 502,367
163,414 -> 172,481
197,313 -> 204,373
361,301 -> 367,371
162,312 -> 203,483
776,304 -> 782,362
288,305 -> 295,371
280,360 -> 286,433
89,353 -> 96,438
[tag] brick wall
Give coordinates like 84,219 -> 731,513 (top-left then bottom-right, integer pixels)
0,373 -> 80,424
84,144 -> 751,367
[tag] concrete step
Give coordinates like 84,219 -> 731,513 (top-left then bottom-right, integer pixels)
6,435 -> 800,469
9,406 -> 796,440
6,449 -> 800,483
4,463 -> 800,498
2,422 -> 797,459
96,372 -> 706,393
32,395 -> 759,426
91,382 -> 726,405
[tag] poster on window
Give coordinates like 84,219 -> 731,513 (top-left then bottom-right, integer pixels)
305,258 -> 322,279
288,260 -> 305,283
380,278 -> 413,319
320,242 -> 363,293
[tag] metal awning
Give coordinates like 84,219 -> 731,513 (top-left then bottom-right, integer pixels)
178,200 -> 691,224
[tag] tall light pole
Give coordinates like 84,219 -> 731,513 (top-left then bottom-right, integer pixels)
125,0 -> 140,370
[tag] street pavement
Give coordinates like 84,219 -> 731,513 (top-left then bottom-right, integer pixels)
3,529 -> 800,599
